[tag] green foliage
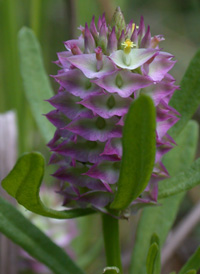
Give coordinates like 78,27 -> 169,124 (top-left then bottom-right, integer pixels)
146,243 -> 159,274
178,247 -> 200,274
130,120 -> 199,274
2,152 -> 95,219
111,95 -> 156,210
158,157 -> 200,198
169,48 -> 200,138
184,270 -> 197,274
0,196 -> 84,274
18,27 -> 55,143
146,234 -> 160,274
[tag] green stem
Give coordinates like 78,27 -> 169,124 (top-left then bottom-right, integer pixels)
30,0 -> 42,37
0,0 -> 19,111
102,213 -> 122,273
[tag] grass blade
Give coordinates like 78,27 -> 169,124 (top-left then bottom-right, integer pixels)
0,196 -> 84,274
178,247 -> 200,274
18,27 -> 55,143
129,120 -> 199,274
169,48 -> 200,137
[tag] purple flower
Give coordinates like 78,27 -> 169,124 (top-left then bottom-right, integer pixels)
47,8 -> 179,217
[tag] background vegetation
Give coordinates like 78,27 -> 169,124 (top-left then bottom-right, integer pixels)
1,0 -> 200,273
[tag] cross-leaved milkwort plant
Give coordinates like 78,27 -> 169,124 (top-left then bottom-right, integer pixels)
2,7 -> 200,274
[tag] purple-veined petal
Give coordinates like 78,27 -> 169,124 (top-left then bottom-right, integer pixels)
65,116 -> 122,142
53,69 -> 101,99
150,35 -> 165,48
157,115 -> 179,139
64,36 -> 84,52
67,54 -> 117,79
48,152 -> 72,166
90,16 -> 98,40
153,161 -> 169,178
47,92 -> 92,120
131,25 -> 138,45
56,51 -> 72,69
78,191 -> 113,207
78,92 -> 132,118
158,99 -> 180,116
107,27 -> 118,55
98,22 -> 108,50
141,81 -> 178,105
137,16 -> 145,39
84,23 -> 96,53
142,53 -> 176,82
53,164 -> 112,192
101,138 -> 122,159
155,144 -> 173,163
109,48 -> 158,70
140,25 -> 151,48
45,110 -> 70,129
52,138 -> 118,164
93,70 -> 153,98
47,128 -> 75,149
84,161 -> 120,185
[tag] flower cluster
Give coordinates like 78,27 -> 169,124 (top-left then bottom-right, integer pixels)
46,8 -> 179,215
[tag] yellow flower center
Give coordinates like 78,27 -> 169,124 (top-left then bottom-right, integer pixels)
122,39 -> 135,54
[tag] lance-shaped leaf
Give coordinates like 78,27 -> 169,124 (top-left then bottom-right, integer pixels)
1,152 -> 95,219
110,95 -> 156,210
158,157 -> 200,199
0,196 -> 84,274
169,48 -> 200,138
178,247 -> 200,274
146,234 -> 161,274
130,121 -> 199,274
18,27 -> 55,143
146,243 -> 159,274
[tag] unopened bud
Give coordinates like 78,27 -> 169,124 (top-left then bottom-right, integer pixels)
110,7 -> 126,38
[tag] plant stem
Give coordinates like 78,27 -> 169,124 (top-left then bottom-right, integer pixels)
30,0 -> 42,38
102,213 -> 122,273
0,0 -> 20,111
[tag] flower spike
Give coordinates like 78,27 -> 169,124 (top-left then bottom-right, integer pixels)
47,8 -> 179,217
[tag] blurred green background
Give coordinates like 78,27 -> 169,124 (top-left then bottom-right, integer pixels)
1,0 -> 200,273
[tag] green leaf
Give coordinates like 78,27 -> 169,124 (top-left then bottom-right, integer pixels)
111,95 -> 156,210
184,270 -> 197,274
1,152 -> 95,219
146,243 -> 159,274
150,233 -> 160,246
158,157 -> 200,199
18,27 -> 55,143
146,234 -> 161,274
169,48 -> 200,138
129,120 -> 199,274
178,247 -> 200,274
0,196 -> 84,274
